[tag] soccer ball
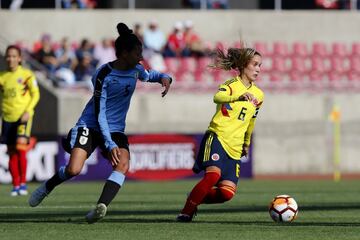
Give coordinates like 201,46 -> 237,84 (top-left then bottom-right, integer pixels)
268,195 -> 298,222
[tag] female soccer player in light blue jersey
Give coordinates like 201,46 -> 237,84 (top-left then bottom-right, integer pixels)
29,23 -> 172,223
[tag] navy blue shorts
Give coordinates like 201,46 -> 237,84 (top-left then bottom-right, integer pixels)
0,119 -> 32,145
193,131 -> 242,184
62,126 -> 129,158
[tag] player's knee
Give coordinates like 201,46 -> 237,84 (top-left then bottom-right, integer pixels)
220,186 -> 236,202
15,143 -> 28,151
114,160 -> 129,174
66,165 -> 82,177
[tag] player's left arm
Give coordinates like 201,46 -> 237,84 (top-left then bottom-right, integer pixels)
136,64 -> 172,97
243,95 -> 264,155
23,72 -> 40,122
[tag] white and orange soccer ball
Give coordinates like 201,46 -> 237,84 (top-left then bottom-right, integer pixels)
268,195 -> 298,222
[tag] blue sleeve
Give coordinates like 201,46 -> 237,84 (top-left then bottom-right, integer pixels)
137,64 -> 172,83
98,79 -> 117,151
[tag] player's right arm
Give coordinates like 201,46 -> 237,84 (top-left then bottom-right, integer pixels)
97,80 -> 121,166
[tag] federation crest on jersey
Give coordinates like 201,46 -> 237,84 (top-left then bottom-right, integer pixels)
211,153 -> 220,161
17,78 -> 23,84
79,136 -> 88,145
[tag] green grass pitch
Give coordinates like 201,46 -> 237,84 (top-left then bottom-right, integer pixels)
1,179 -> 360,240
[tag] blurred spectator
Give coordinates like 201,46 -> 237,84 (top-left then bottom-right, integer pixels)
73,52 -> 95,90
183,20 -> 204,57
163,21 -> 190,57
54,37 -> 77,86
55,37 -> 78,69
62,0 -> 97,9
182,0 -> 229,9
93,38 -> 115,67
75,38 -> 98,67
143,20 -> 166,53
33,34 -> 58,74
133,23 -> 144,43
315,0 -> 339,9
143,20 -> 167,71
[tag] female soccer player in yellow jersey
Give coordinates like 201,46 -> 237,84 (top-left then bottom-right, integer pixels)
0,45 -> 40,196
177,47 -> 264,222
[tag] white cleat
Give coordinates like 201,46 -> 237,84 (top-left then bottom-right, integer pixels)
28,182 -> 49,207
85,203 -> 107,224
10,188 -> 19,197
19,185 -> 28,196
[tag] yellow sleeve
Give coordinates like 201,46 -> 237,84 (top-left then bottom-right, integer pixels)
213,83 -> 247,104
25,72 -> 40,113
244,99 -> 263,146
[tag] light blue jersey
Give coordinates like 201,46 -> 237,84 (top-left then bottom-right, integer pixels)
76,63 -> 171,151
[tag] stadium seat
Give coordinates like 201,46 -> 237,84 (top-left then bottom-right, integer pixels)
311,42 -> 329,58
290,57 -> 309,73
179,57 -> 197,73
329,57 -> 347,74
310,57 -> 328,73
272,41 -> 289,57
272,57 -> 288,73
350,42 -> 360,56
164,57 -> 180,74
349,56 -> 360,73
331,42 -> 348,58
253,41 -> 270,57
197,57 -> 212,73
292,42 -> 309,58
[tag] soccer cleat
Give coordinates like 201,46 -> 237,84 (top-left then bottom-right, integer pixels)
28,182 -> 49,207
85,203 -> 107,224
10,187 -> 19,197
19,184 -> 28,196
176,213 -> 193,222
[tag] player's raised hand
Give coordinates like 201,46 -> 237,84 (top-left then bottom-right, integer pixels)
160,78 -> 171,97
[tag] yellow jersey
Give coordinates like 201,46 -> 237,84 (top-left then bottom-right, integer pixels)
0,66 -> 40,122
208,76 -> 264,159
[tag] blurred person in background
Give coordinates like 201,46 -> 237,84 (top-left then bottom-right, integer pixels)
177,47 -> 264,222
94,38 -> 116,67
133,22 -> 144,43
183,20 -> 204,57
33,34 -> 58,74
73,52 -> 96,90
0,45 -> 40,196
143,20 -> 167,71
29,23 -> 172,224
75,38 -> 98,68
164,21 -> 190,57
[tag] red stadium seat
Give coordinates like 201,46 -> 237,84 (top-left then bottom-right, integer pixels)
272,57 -> 288,73
197,57 -> 212,72
164,57 -> 180,74
351,42 -> 360,56
310,57 -> 328,73
329,57 -> 347,74
331,42 -> 348,58
272,41 -> 289,57
292,42 -> 309,58
349,56 -> 360,73
290,57 -> 308,73
312,42 -> 329,58
179,57 -> 197,73
253,41 -> 270,57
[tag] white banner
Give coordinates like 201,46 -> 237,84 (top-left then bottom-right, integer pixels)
0,141 -> 58,184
